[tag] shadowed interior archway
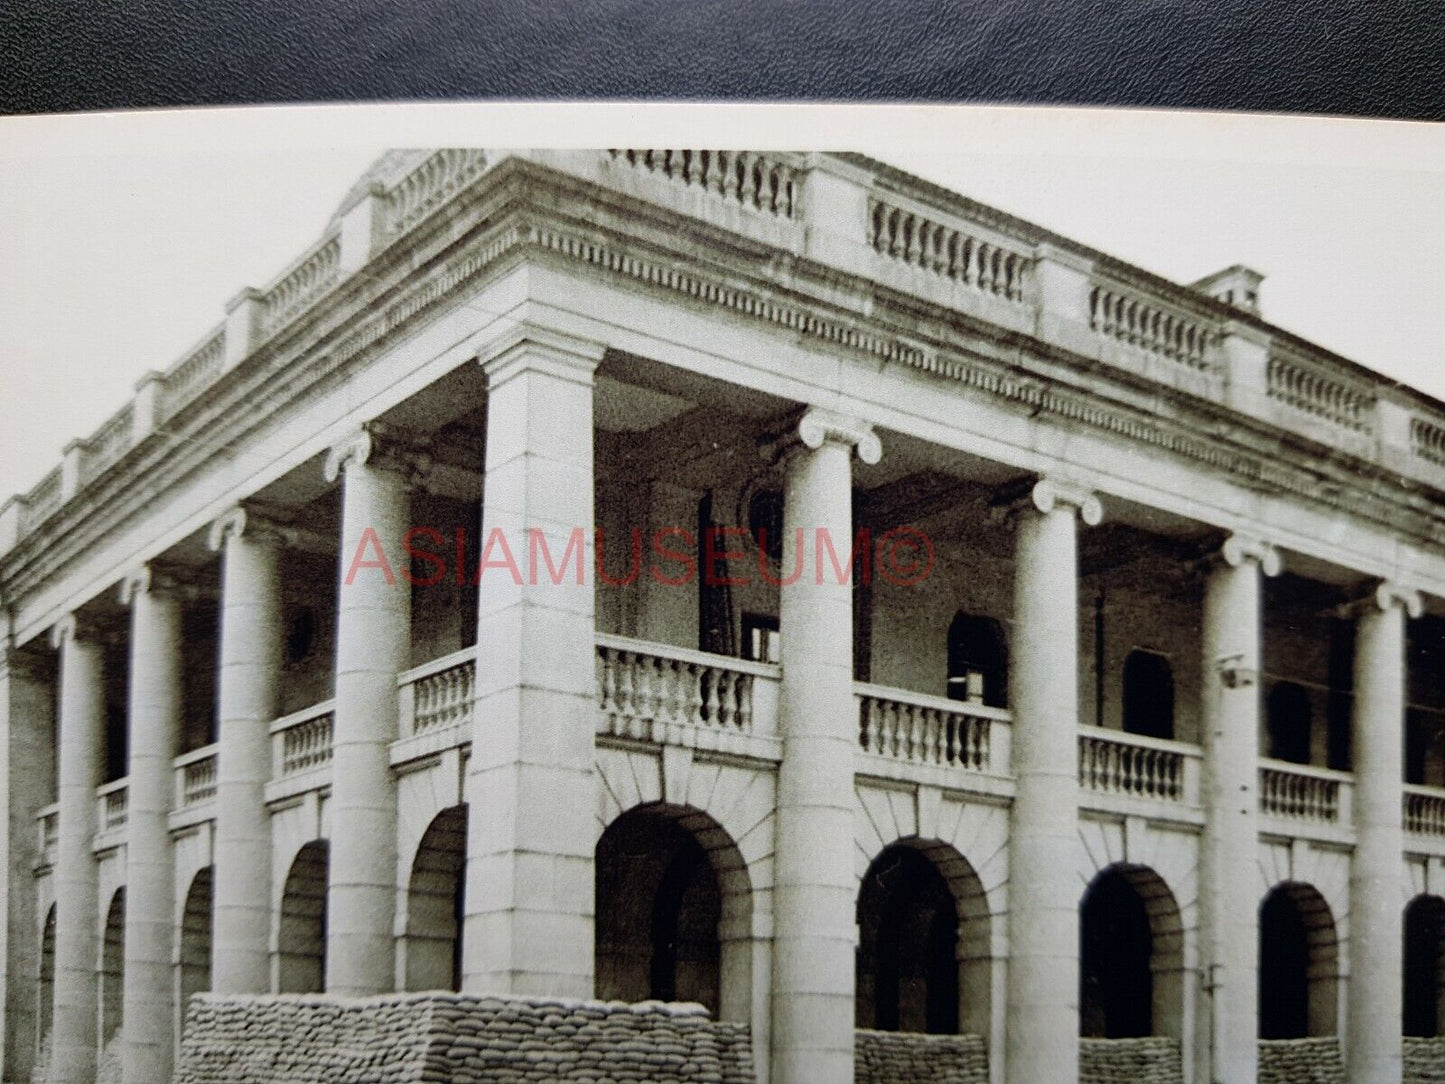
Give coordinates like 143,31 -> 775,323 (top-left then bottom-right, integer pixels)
856,838 -> 991,1038
1079,863 -> 1184,1040
177,867 -> 212,1036
100,887 -> 125,1044
1259,882 -> 1338,1039
277,841 -> 328,994
403,804 -> 467,992
594,803 -> 752,1020
37,902 -> 55,1058
1404,894 -> 1445,1037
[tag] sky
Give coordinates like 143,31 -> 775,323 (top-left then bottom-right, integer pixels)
0,104 -> 1441,506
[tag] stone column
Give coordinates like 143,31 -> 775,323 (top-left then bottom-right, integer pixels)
324,427 -> 425,995
208,507 -> 285,994
770,408 -> 881,1084
0,643 -> 54,1084
1346,581 -> 1419,1084
1002,477 -> 1100,1084
462,329 -> 603,998
47,614 -> 105,1084
1198,534 -> 1279,1084
116,566 -> 186,1084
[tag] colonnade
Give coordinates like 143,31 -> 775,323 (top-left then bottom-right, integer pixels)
27,332 -> 1428,1084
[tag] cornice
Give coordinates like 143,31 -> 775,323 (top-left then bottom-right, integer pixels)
4,157 -> 1445,608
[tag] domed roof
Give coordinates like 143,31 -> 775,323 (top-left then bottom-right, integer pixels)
325,149 -> 433,229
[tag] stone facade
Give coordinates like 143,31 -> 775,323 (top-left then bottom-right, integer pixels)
2,147 -> 1445,1084
174,993 -> 755,1084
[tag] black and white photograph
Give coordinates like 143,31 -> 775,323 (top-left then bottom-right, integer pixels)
0,102 -> 1442,1084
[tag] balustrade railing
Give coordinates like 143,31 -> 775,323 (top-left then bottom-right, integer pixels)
855,684 -> 1004,773
383,149 -> 491,240
24,468 -> 62,527
596,634 -> 774,740
96,780 -> 128,833
174,746 -> 219,808
868,198 -> 1028,301
160,328 -> 225,419
1411,416 -> 1445,467
271,701 -> 335,778
399,649 -> 476,737
1405,785 -> 1445,836
609,149 -> 799,219
81,406 -> 134,485
1259,761 -> 1345,823
1089,283 -> 1217,370
1266,351 -> 1376,434
1078,727 -> 1195,802
260,235 -> 341,337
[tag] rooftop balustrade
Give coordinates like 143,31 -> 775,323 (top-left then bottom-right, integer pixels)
5,147 -> 1444,557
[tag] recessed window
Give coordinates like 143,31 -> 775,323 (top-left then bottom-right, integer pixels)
947,612 -> 1007,708
1122,650 -> 1174,741
286,608 -> 318,666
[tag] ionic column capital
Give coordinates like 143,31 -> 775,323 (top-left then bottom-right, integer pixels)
118,563 -> 199,607
1340,579 -> 1424,620
207,504 -> 294,553
323,424 -> 432,487
992,475 -> 1103,526
49,611 -> 109,650
1216,532 -> 1283,577
763,407 -> 882,465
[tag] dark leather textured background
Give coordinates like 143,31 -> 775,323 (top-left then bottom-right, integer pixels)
3,0 -> 1443,118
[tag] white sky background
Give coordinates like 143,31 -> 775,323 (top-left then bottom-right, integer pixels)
0,103 -> 1441,504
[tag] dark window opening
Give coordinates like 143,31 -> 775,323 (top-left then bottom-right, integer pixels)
1080,870 -> 1153,1038
1404,896 -> 1445,1038
1267,682 -> 1313,765
1121,650 -> 1174,741
856,846 -> 959,1034
947,613 -> 1007,709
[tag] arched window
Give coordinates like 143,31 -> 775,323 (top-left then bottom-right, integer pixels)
277,841 -> 328,993
101,888 -> 125,1045
403,805 -> 467,992
1404,895 -> 1445,1037
947,613 -> 1007,709
596,806 -> 741,1015
1080,870 -> 1153,1037
177,868 -> 213,1037
1259,883 -> 1338,1039
1266,682 -> 1313,765
1122,651 -> 1175,741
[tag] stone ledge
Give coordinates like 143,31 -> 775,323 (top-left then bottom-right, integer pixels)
176,991 -> 756,1084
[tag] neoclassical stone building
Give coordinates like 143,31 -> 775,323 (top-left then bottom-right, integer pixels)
1,148 -> 1444,1084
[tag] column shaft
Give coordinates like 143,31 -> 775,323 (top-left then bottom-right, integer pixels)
210,516 -> 282,994
1,650 -> 53,1084
771,434 -> 861,1084
1346,587 -> 1411,1084
327,442 -> 412,995
1198,546 -> 1267,1084
462,338 -> 600,997
48,622 -> 104,1084
1005,497 -> 1084,1084
119,574 -> 183,1084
